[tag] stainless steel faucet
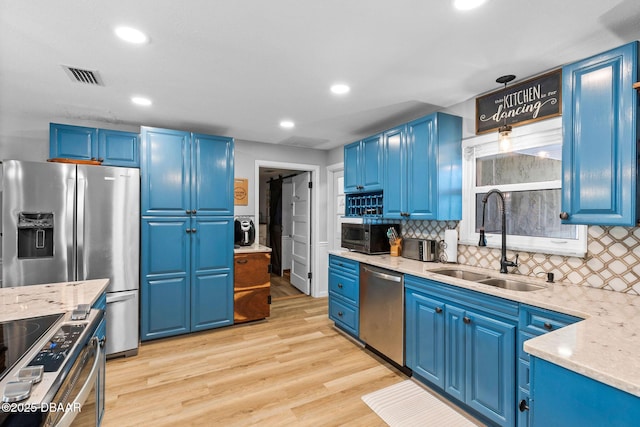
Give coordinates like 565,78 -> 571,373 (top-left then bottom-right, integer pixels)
478,189 -> 519,274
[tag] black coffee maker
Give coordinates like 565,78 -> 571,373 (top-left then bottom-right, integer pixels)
234,218 -> 255,246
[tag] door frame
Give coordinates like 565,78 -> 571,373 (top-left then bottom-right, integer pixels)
326,162 -> 344,251
255,160 -> 320,296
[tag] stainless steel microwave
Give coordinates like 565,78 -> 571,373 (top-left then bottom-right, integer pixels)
341,223 -> 400,254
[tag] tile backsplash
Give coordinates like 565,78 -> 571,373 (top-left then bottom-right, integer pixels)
401,220 -> 640,296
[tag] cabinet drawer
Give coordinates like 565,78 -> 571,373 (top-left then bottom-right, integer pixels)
329,270 -> 358,305
329,296 -> 358,336
519,304 -> 581,335
234,253 -> 270,289
329,255 -> 359,276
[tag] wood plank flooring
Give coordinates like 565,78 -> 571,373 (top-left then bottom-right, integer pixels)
270,271 -> 304,300
102,296 -> 407,426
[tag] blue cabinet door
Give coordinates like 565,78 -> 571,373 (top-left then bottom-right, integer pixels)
444,304 -> 466,402
405,290 -> 445,388
361,134 -> 383,191
191,216 -> 234,330
406,115 -> 436,219
140,217 -> 190,340
49,123 -> 97,160
382,126 -> 406,218
465,310 -> 516,427
561,41 -> 639,226
344,141 -> 361,193
98,129 -> 139,167
141,127 -> 191,216
191,133 -> 234,216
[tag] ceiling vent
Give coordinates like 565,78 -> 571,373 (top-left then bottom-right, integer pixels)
62,66 -> 103,85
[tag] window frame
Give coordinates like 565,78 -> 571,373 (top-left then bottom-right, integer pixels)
459,118 -> 587,257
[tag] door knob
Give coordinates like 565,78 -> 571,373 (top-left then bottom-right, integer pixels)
435,307 -> 443,314
463,317 -> 471,324
338,283 -> 343,288
559,212 -> 569,220
543,322 -> 553,331
519,399 -> 529,412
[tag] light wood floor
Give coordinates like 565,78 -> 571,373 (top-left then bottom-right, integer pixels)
270,270 -> 304,300
101,296 -> 407,426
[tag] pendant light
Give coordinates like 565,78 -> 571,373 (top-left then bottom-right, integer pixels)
496,74 -> 515,152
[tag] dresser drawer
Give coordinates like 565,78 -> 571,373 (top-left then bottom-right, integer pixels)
329,296 -> 358,336
329,270 -> 358,305
329,255 -> 359,276
519,304 -> 581,335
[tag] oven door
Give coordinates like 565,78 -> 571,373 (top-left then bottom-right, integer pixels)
341,224 -> 367,251
41,335 -> 105,427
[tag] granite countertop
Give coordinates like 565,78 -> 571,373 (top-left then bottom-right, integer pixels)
0,278 -> 110,323
234,244 -> 272,254
329,250 -> 640,397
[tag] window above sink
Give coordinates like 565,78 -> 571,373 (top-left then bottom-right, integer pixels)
460,118 -> 587,257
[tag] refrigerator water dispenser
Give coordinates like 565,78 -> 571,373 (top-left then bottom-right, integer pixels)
17,213 -> 54,258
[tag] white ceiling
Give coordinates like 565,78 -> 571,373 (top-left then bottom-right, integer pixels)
1,1 -> 639,151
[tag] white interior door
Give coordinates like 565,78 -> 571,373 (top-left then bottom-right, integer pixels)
290,172 -> 311,294
281,181 -> 293,274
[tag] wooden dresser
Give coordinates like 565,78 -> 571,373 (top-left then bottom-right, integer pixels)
233,250 -> 271,323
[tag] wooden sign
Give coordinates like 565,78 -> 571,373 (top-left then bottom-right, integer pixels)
476,69 -> 562,134
234,178 -> 248,205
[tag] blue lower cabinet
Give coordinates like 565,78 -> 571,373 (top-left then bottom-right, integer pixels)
517,305 -> 581,426
328,255 -> 359,337
405,276 -> 517,427
531,357 -> 640,427
465,310 -> 516,426
405,290 -> 445,388
141,216 -> 233,340
92,292 -> 107,312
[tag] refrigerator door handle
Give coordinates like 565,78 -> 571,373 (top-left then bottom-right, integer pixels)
106,292 -> 136,304
66,176 -> 76,281
77,175 -> 86,280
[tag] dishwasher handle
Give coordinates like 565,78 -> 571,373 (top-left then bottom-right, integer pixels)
363,267 -> 402,283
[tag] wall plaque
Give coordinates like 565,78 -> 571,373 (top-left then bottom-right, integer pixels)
476,69 -> 562,135
234,178 -> 248,206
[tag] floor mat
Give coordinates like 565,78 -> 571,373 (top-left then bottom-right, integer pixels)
361,380 -> 481,426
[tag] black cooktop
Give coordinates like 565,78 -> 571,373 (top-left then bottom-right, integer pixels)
0,314 -> 63,381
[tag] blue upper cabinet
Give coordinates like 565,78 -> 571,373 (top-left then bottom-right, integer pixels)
343,141 -> 361,193
141,127 -> 234,217
50,123 -> 139,167
50,123 -> 98,160
561,41 -> 639,226
343,134 -> 383,193
383,112 -> 462,220
98,129 -> 140,167
191,133 -> 234,216
141,127 -> 191,216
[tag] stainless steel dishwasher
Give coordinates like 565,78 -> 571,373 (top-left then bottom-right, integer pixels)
359,264 -> 404,366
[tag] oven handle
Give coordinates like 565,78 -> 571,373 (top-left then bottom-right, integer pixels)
54,336 -> 104,427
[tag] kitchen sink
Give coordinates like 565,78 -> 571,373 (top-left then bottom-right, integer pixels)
431,268 -> 492,282
431,268 -> 545,292
477,278 -> 545,292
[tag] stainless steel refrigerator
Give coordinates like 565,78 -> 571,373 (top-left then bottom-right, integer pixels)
1,160 -> 140,357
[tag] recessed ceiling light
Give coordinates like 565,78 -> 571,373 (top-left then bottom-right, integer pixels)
279,120 -> 295,129
131,96 -> 152,106
453,0 -> 487,11
115,26 -> 149,44
330,84 -> 351,95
